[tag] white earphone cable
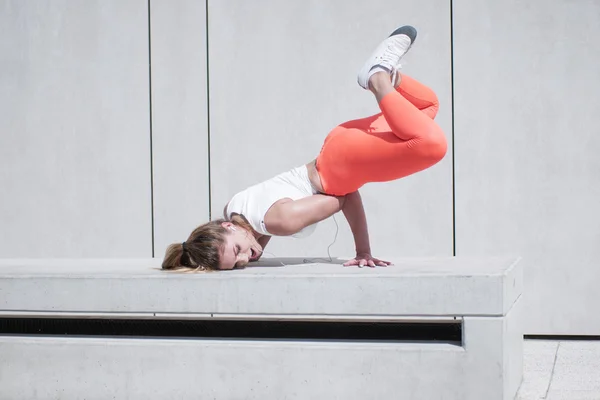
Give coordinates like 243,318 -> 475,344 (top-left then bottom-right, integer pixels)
261,214 -> 339,266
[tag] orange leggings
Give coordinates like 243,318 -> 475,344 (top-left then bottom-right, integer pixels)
315,74 -> 447,196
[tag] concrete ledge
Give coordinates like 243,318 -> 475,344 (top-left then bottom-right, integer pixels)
0,256 -> 521,317
0,257 -> 523,400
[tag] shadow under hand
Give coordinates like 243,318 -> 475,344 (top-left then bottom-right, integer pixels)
248,257 -> 348,268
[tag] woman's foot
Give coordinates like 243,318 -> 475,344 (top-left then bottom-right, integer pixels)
357,25 -> 417,90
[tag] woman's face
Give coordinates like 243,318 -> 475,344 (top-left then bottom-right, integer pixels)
219,222 -> 263,270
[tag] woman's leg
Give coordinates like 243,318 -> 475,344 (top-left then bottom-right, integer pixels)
369,72 -> 444,144
316,73 -> 447,196
336,73 -> 439,135
394,73 -> 439,120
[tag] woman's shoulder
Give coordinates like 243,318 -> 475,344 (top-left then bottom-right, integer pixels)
223,166 -> 308,219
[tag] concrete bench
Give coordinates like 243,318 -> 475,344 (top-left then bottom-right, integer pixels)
0,257 -> 523,400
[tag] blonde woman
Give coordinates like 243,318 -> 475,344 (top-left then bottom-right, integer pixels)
163,25 -> 446,271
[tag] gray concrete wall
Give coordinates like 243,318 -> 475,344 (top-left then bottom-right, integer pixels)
1,0 -> 599,335
0,0 -> 152,257
453,0 -> 600,334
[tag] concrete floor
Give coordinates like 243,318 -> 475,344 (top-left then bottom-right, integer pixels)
517,340 -> 600,400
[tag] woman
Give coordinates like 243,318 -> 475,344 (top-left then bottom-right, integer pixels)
162,25 -> 447,271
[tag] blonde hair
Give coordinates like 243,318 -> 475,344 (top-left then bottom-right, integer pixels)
161,215 -> 254,272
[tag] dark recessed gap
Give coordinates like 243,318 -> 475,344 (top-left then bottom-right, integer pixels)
0,318 -> 461,344
526,335 -> 600,341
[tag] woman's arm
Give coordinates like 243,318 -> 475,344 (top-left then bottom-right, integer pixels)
264,194 -> 346,236
341,191 -> 371,255
264,191 -> 369,252
264,192 -> 370,249
341,191 -> 390,267
260,191 -> 389,266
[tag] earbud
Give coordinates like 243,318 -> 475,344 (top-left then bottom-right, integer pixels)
229,226 -> 237,231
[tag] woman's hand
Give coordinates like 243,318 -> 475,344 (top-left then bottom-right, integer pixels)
343,253 -> 392,267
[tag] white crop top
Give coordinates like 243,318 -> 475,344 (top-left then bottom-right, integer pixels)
225,165 -> 320,238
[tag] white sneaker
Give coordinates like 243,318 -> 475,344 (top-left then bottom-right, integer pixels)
357,25 -> 417,90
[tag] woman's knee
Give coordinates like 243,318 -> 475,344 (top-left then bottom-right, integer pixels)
426,131 -> 447,163
414,129 -> 447,164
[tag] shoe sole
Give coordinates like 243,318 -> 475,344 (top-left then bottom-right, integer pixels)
390,25 -> 417,44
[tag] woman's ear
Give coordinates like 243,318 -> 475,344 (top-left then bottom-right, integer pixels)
221,221 -> 238,231
221,221 -> 233,230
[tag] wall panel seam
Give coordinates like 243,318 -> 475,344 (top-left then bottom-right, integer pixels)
148,0 -> 156,257
450,0 -> 456,257
206,0 -> 213,221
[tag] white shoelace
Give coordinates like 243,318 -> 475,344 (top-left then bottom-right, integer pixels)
376,36 -> 411,70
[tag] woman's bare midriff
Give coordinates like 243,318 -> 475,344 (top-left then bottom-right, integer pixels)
306,159 -> 325,194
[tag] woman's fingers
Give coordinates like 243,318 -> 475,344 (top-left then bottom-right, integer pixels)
343,257 -> 392,267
